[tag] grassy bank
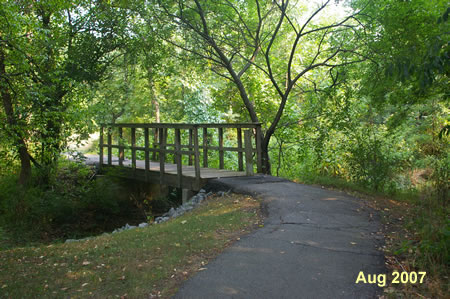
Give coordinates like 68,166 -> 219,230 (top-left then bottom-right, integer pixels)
0,194 -> 263,298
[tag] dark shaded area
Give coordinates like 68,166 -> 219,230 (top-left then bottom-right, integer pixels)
0,163 -> 181,246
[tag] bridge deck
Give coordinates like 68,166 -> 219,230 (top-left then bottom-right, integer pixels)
84,154 -> 247,190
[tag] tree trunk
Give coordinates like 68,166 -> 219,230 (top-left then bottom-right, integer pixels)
0,48 -> 32,184
147,66 -> 160,160
261,134 -> 271,174
147,66 -> 160,123
17,141 -> 32,185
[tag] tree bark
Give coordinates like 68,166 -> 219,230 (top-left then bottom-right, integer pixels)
0,47 -> 32,184
147,66 -> 160,160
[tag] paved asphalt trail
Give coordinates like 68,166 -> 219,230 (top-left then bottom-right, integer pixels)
174,175 -> 386,299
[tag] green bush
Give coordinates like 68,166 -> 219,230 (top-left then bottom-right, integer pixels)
344,128 -> 402,191
397,204 -> 450,275
0,162 -> 131,242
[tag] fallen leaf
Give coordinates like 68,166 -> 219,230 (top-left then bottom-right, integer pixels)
82,283 -> 89,287
82,261 -> 91,266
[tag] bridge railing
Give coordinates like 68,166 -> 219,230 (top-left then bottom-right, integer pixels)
98,123 -> 262,190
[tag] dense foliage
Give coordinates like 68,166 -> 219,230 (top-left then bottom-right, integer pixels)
0,162 -> 122,242
0,0 -> 448,288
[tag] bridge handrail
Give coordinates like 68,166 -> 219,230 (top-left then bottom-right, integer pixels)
98,123 -> 262,190
105,122 -> 261,129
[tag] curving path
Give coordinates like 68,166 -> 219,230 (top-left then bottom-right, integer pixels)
174,175 -> 386,299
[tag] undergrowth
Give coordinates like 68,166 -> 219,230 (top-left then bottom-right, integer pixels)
0,162 -> 147,247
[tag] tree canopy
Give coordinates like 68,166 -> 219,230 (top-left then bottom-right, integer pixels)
0,0 -> 448,197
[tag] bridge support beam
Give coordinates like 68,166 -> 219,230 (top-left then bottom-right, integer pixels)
182,188 -> 194,204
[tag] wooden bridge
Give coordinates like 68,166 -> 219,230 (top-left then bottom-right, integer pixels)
98,123 -> 262,192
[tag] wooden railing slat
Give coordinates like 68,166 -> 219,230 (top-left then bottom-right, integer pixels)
175,128 -> 182,188
203,128 -> 208,168
159,128 -> 165,185
218,127 -> 224,169
244,130 -> 254,176
163,128 -> 168,162
144,128 -> 150,181
152,128 -> 158,161
131,128 -> 136,170
193,127 -> 201,190
237,128 -> 243,171
107,127 -> 112,166
99,126 -> 104,168
118,127 -> 124,166
188,128 -> 193,166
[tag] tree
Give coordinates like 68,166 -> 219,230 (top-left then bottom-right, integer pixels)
157,0 -> 367,173
0,0 -> 130,183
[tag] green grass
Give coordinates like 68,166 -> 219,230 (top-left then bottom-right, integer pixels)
293,174 -> 421,202
0,194 -> 262,298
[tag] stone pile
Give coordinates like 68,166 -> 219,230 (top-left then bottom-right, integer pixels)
153,189 -> 213,224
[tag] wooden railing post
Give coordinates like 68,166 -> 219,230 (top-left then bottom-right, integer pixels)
107,126 -> 112,166
256,124 -> 262,173
172,131 -> 177,164
193,126 -> 201,190
131,128 -> 136,170
237,128 -> 243,171
144,127 -> 150,181
152,128 -> 158,161
244,130 -> 254,176
99,126 -> 104,168
164,128 -> 168,163
203,127 -> 208,167
159,127 -> 165,186
175,128 -> 182,188
188,128 -> 193,166
118,127 -> 124,166
218,127 -> 224,169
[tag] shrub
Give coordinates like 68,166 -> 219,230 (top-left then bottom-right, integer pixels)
0,161 -> 132,242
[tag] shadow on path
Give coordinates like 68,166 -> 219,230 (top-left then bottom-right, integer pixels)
175,175 -> 386,299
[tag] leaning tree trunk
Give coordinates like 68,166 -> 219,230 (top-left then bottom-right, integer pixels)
0,47 -> 32,184
17,140 -> 32,185
261,134 -> 271,175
